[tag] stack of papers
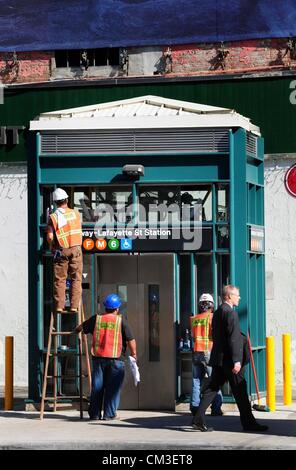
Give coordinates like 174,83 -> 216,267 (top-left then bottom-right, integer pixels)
128,356 -> 140,386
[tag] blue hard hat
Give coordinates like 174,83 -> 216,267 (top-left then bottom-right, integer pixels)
103,294 -> 122,309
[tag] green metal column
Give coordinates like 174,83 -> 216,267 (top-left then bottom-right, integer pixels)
174,254 -> 181,398
28,132 -> 42,400
255,136 -> 266,395
257,136 -> 266,342
230,129 -> 248,333
212,183 -> 218,307
190,254 -> 197,314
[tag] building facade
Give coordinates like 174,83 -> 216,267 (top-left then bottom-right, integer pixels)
0,35 -> 296,397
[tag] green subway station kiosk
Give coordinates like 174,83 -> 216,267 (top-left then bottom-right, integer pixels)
28,95 -> 266,409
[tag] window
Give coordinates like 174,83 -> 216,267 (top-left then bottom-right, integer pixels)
138,185 -> 212,224
73,187 -> 93,222
139,187 -> 180,225
91,187 -> 133,225
217,254 -> 230,303
217,184 -> 229,222
217,225 -> 230,249
148,285 -> 160,362
117,285 -> 128,318
196,254 -> 213,301
61,186 -> 133,224
55,48 -> 120,68
41,185 -> 55,223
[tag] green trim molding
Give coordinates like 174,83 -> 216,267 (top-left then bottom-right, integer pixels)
1,75 -> 296,163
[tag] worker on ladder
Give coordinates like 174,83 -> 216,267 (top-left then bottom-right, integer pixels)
75,293 -> 137,421
47,188 -> 83,313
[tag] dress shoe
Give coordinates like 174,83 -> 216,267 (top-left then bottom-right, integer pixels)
211,409 -> 224,416
192,423 -> 214,432
243,423 -> 268,432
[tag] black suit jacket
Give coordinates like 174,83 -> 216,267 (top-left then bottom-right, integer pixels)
209,302 -> 246,368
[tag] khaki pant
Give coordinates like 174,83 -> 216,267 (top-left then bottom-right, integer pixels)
53,245 -> 83,311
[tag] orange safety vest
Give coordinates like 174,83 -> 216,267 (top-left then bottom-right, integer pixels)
49,208 -> 82,249
190,311 -> 213,352
91,314 -> 123,358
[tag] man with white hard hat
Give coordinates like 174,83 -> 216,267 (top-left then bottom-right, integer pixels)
47,188 -> 83,312
189,293 -> 223,420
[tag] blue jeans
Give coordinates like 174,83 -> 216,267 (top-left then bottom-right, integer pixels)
190,352 -> 222,414
89,357 -> 125,419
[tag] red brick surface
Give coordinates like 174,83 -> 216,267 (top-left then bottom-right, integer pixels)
0,39 -> 295,83
170,39 -> 293,75
0,51 -> 52,83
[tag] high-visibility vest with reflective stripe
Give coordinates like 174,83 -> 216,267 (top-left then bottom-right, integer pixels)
91,314 -> 123,358
190,311 -> 213,352
50,208 -> 82,249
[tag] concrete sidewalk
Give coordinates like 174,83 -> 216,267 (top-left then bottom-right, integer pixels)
0,403 -> 295,450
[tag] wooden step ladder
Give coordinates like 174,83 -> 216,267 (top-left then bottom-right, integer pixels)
40,304 -> 92,420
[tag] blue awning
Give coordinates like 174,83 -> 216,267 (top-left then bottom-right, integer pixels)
1,0 -> 296,52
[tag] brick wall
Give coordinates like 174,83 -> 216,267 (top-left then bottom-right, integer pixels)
0,39 -> 295,84
0,51 -> 51,84
170,39 -> 294,75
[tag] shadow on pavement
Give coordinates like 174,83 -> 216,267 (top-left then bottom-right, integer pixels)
1,411 -> 295,437
89,414 -> 296,437
0,411 -> 83,422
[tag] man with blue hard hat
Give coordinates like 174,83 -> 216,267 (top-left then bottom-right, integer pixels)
75,293 -> 137,420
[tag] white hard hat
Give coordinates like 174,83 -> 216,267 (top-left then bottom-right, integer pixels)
199,293 -> 214,303
52,188 -> 69,202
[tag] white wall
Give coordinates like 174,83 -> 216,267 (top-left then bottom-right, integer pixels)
0,166 -> 28,386
265,156 -> 296,388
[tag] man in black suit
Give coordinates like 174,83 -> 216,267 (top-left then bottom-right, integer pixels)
192,285 -> 268,433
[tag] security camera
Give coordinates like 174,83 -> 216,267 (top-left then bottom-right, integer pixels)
122,164 -> 145,177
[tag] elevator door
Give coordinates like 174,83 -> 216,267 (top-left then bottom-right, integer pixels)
96,253 -> 176,410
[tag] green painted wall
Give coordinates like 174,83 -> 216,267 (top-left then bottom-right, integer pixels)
1,75 -> 296,163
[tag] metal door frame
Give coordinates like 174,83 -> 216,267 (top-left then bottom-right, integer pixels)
95,252 -> 179,409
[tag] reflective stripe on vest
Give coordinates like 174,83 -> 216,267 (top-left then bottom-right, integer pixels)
190,312 -> 213,352
50,208 -> 82,249
91,314 -> 123,358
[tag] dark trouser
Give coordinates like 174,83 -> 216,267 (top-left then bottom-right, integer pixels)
193,364 -> 257,429
89,357 -> 125,419
191,352 -> 222,414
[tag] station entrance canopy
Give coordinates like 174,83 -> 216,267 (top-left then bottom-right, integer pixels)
30,95 -> 260,134
28,94 -> 266,405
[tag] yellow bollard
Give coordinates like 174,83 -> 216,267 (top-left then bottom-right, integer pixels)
283,334 -> 292,406
266,336 -> 276,411
4,336 -> 14,411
